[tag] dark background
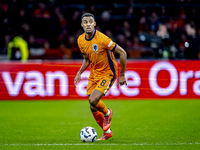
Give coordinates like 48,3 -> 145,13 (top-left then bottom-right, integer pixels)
0,0 -> 200,60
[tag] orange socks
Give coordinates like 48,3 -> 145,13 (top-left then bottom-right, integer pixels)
91,100 -> 109,130
95,100 -> 109,115
92,111 -> 104,129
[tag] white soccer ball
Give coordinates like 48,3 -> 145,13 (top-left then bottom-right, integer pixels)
80,126 -> 97,142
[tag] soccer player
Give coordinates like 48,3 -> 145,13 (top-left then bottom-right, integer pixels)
74,13 -> 127,140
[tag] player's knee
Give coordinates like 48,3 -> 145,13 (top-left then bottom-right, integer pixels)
89,96 -> 98,107
90,105 -> 97,112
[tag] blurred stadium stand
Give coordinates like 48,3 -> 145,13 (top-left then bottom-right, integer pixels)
0,0 -> 200,60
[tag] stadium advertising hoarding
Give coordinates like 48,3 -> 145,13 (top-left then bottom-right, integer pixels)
0,60 -> 200,100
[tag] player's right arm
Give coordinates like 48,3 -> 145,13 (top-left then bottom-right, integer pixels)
74,52 -> 90,88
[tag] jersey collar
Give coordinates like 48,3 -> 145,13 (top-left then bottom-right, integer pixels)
85,29 -> 96,41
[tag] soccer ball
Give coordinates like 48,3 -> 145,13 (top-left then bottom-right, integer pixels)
80,126 -> 97,142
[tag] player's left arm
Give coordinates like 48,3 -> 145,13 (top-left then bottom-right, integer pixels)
114,45 -> 127,86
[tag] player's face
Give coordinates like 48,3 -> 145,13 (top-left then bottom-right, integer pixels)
81,16 -> 96,34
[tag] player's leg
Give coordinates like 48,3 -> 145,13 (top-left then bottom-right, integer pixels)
89,90 -> 108,114
95,76 -> 117,140
90,105 -> 104,129
87,76 -> 115,140
89,90 -> 111,130
87,79 -> 110,117
89,90 -> 113,140
90,93 -> 112,132
87,81 -> 106,131
91,108 -> 112,141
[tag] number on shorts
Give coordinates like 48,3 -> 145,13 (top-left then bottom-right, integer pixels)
100,79 -> 107,86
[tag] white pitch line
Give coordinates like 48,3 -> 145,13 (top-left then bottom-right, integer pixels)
2,142 -> 200,146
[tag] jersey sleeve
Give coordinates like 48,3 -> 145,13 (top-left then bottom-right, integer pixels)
101,34 -> 117,52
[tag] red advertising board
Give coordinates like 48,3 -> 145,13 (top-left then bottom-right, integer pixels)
0,60 -> 200,100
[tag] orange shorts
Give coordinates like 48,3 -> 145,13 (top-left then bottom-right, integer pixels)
87,75 -> 117,96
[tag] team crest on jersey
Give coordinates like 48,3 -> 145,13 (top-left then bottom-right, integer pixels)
93,44 -> 98,54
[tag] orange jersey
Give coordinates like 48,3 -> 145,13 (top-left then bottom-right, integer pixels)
77,29 -> 118,81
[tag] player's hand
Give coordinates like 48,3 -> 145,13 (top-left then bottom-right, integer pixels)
74,72 -> 81,88
118,75 -> 127,86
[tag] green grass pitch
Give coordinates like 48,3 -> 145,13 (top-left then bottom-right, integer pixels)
0,100 -> 200,150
